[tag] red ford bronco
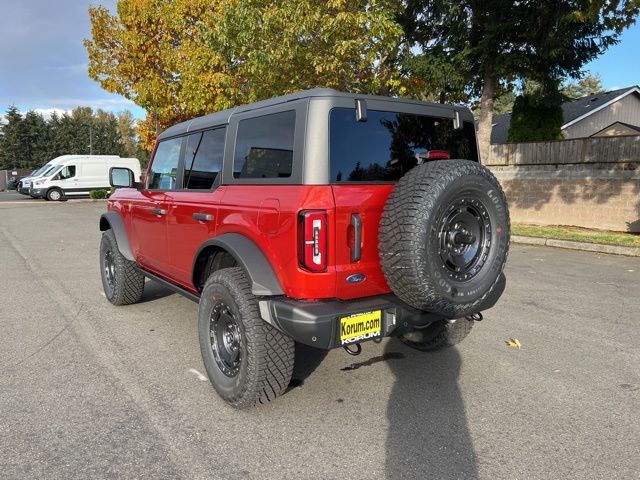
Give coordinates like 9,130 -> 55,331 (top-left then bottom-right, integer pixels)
100,89 -> 510,407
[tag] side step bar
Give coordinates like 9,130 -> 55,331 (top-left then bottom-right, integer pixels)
137,267 -> 200,303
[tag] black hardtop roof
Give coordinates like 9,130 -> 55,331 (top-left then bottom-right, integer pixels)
157,88 -> 463,140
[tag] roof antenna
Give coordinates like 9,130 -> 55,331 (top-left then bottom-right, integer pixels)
355,98 -> 368,122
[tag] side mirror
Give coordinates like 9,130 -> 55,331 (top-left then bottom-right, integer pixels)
110,167 -> 135,188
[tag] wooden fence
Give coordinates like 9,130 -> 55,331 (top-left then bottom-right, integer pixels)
486,135 -> 640,166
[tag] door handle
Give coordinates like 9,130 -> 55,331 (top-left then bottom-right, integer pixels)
151,207 -> 167,216
350,213 -> 362,262
193,213 -> 213,222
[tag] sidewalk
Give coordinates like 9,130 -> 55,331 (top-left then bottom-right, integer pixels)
512,234 -> 640,257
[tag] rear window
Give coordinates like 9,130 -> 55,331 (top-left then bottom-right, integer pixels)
329,108 -> 478,182
233,110 -> 295,179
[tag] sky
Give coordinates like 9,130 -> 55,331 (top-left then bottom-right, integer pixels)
0,1 -> 638,121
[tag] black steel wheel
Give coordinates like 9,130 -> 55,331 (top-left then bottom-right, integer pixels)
209,300 -> 242,377
198,267 -> 294,408
436,195 -> 492,282
99,229 -> 145,306
379,159 -> 510,318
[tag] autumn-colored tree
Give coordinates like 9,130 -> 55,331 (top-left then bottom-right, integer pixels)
85,0 -> 408,151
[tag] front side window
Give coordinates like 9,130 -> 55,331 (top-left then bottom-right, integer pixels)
329,108 -> 478,182
148,137 -> 182,190
234,110 -> 295,179
57,165 -> 76,180
184,128 -> 226,189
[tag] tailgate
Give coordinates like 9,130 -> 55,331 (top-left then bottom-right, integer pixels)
331,184 -> 395,300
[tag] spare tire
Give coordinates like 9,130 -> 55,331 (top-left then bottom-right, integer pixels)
379,159 -> 510,318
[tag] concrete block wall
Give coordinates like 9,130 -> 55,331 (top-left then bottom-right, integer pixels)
485,136 -> 640,233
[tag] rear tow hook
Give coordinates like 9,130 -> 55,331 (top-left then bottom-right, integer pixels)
466,312 -> 483,322
343,343 -> 362,356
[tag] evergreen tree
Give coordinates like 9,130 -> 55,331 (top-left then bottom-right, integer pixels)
561,73 -> 605,100
0,106 -> 25,169
22,111 -> 51,167
508,83 -> 564,143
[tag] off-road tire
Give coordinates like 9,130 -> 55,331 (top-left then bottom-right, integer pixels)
99,229 -> 145,305
399,318 -> 474,352
198,267 -> 295,408
379,160 -> 510,318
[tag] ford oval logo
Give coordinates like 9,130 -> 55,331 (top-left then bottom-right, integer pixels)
346,274 -> 366,284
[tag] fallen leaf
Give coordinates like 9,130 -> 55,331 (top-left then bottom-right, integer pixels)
553,369 -> 561,373
506,338 -> 522,349
627,269 -> 635,272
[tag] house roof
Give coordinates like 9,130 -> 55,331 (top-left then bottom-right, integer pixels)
491,86 -> 640,144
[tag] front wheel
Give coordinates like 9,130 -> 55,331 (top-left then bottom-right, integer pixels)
46,188 -> 63,201
99,229 -> 145,305
198,267 -> 295,408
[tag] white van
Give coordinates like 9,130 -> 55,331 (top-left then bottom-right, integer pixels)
18,157 -> 70,195
30,155 -> 141,201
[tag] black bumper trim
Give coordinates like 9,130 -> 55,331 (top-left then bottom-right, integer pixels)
259,273 -> 506,350
260,294 -> 445,349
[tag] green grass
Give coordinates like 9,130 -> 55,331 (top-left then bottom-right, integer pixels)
512,224 -> 640,248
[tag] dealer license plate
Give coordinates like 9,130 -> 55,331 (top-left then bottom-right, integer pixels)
339,310 -> 382,345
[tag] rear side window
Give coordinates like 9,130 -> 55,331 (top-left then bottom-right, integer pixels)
184,128 -> 226,189
233,110 -> 295,179
148,137 -> 182,190
329,108 -> 478,182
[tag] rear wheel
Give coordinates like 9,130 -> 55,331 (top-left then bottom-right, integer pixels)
399,318 -> 474,352
99,229 -> 145,305
198,267 -> 294,407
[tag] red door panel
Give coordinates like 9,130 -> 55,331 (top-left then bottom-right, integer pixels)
129,191 -> 171,273
164,188 -> 225,288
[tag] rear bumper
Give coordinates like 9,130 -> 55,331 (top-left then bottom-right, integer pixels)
259,274 -> 506,349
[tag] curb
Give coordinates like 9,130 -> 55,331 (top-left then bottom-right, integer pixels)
512,235 -> 640,257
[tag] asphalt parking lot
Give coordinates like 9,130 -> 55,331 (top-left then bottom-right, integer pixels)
1,195 -> 639,479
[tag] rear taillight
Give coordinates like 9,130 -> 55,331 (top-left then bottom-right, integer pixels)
298,210 -> 327,272
428,150 -> 450,160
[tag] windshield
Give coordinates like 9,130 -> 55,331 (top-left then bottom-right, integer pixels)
329,108 -> 478,182
31,164 -> 52,177
41,164 -> 60,178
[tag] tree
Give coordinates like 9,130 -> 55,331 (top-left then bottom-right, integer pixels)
400,0 -> 640,160
117,111 -> 138,158
85,0 -> 409,151
0,106 -> 25,169
22,111 -> 51,167
492,89 -> 517,115
561,73 -> 605,100
508,83 -> 564,142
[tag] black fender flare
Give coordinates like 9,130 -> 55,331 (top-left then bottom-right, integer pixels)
99,212 -> 135,261
193,233 -> 284,296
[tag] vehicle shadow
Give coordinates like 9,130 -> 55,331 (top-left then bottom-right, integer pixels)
286,343 -> 329,391
385,340 -> 477,479
138,280 -> 176,303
